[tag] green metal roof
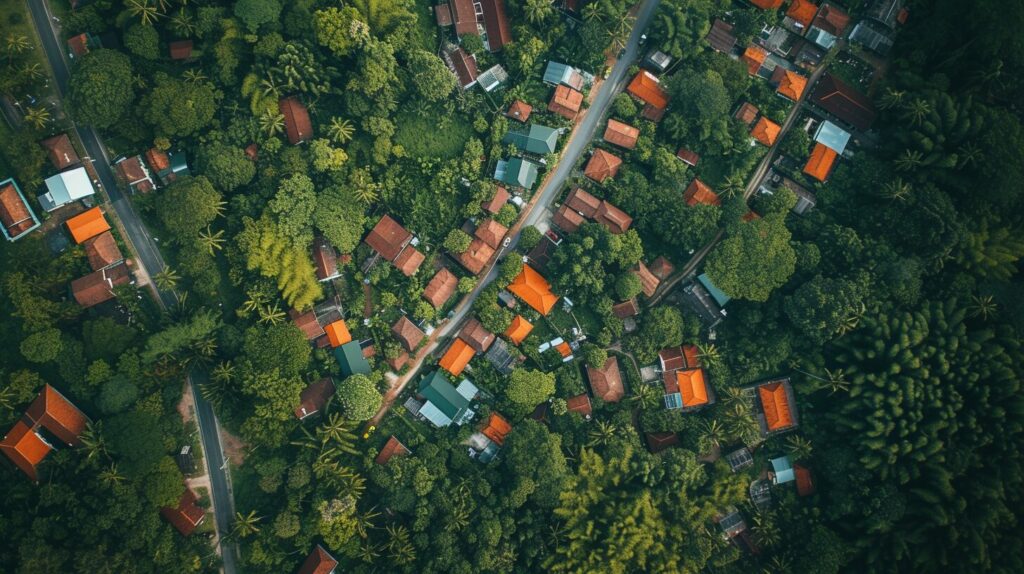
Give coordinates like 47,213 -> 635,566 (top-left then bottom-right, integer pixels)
335,342 -> 370,377
419,370 -> 469,420
502,125 -> 559,155
698,273 -> 731,307
495,158 -> 540,189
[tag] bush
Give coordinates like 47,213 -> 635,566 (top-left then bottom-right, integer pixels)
337,374 -> 383,421
124,25 -> 159,60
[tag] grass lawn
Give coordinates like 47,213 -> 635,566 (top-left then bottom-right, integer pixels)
410,0 -> 441,52
394,111 -> 474,159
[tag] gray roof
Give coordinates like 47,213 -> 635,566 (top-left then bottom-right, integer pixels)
478,64 -> 507,92
41,166 -> 94,211
849,21 -> 894,55
502,124 -> 559,155
543,61 -> 584,89
485,338 -> 517,375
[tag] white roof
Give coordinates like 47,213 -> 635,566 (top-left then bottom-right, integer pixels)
43,167 -> 94,209
455,379 -> 479,401
814,120 -> 852,154
419,401 -> 453,427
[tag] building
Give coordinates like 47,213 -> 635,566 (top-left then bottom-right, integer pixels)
741,45 -> 768,75
754,377 -> 798,435
749,0 -> 783,8
435,0 -> 476,35
0,179 -> 41,242
612,299 -> 639,318
295,378 -> 336,420
290,308 -> 326,341
494,157 -> 540,189
481,186 -> 510,213
659,345 -> 712,411
682,273 -> 729,326
786,0 -> 818,29
443,45 -> 479,89
478,64 -> 507,92
297,545 -> 338,574
40,134 -> 80,170
375,435 -> 411,465
364,215 -> 424,277
418,370 -> 477,427
503,124 -> 560,155
543,61 -> 586,90
480,0 -> 512,51
684,178 -> 721,207
803,142 -> 838,182
113,155 -> 155,193
849,19 -> 895,54
279,97 -> 312,145
145,147 -> 190,185
771,455 -> 796,484
587,356 -> 624,402
646,431 -> 680,453
750,117 -> 781,146
65,207 -> 110,245
725,447 -> 754,472
1,385 -> 90,481
335,341 -> 371,377
39,166 -> 95,211
503,315 -> 533,345
774,68 -> 808,101
632,261 -> 660,297
603,119 -> 640,149
168,39 -> 193,60
795,464 -> 816,495
459,237 -> 496,274
566,393 -> 592,417
810,73 -> 877,131
324,320 -> 352,348
311,236 -> 341,282
734,102 -> 760,126
548,85 -> 584,120
584,149 -> 622,183
506,100 -> 532,122
649,256 -> 674,280
644,50 -> 672,73
707,19 -> 737,53
392,316 -> 426,352
508,263 -> 559,315
423,268 -> 458,309
758,169 -> 817,214
71,260 -> 132,307
439,336 -> 475,376
814,120 -> 851,154
676,148 -> 700,167
83,231 -> 123,270
557,187 -> 632,234
160,488 -> 205,536
627,71 -> 669,119
806,3 -> 851,49
460,318 -> 495,353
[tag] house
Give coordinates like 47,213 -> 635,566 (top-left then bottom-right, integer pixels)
866,0 -> 905,28
543,61 -> 586,90
645,50 -> 672,73
481,186 -> 510,213
750,117 -> 781,146
504,315 -> 533,344
587,356 -> 624,402
754,377 -> 798,435
145,147 -> 190,185
297,545 -> 338,574
741,45 -> 768,75
113,155 -> 155,193
364,215 -> 424,276
477,64 -> 508,92
814,120 -> 851,154
417,370 -> 477,427
1,385 -> 90,481
480,412 -> 512,446
683,273 -> 727,326
392,316 -> 425,352
310,236 -> 341,282
584,149 -> 622,183
485,338 -> 519,374
439,337 -> 475,377
774,68 -> 808,101
684,178 -> 721,207
548,85 -> 584,120
66,32 -> 98,58
557,187 -> 632,233
290,308 -> 326,341
443,45 -> 478,89
83,231 -> 123,270
612,299 -> 639,318
749,0 -> 783,8
324,320 -> 352,348
706,19 -> 737,53
564,186 -> 600,218
375,435 -> 411,465
646,432 -> 680,453
169,39 -> 193,60
662,368 -> 713,410
806,3 -> 851,49
627,71 -> 669,119
849,19 -> 896,55
459,237 -> 495,274
1,421 -> 51,481
676,148 -> 700,167
423,268 -> 458,309
279,97 -> 312,145
596,201 -> 632,234
40,134 -> 80,170
334,341 -> 371,377
603,119 -> 639,149
65,207 -> 110,244
460,318 -> 495,353
39,166 -> 95,211
714,507 -> 759,554
160,488 -> 205,536
503,124 -> 559,155
758,169 -> 817,214
552,204 -> 584,233
393,242 -> 426,276
734,102 -> 760,126
480,0 -> 512,51
0,179 -> 41,242
725,447 -> 754,472
494,157 -> 540,189
795,464 -> 816,495
71,260 -> 132,307
435,0 -> 476,35
649,256 -> 674,280
809,73 -> 877,131
785,0 -> 818,30
508,263 -> 558,315
506,100 -> 532,122
475,219 -> 507,249
803,142 -> 838,182
295,378 -> 336,420
770,455 -> 795,484
566,393 -> 592,417
658,345 -> 699,372
632,261 -> 660,297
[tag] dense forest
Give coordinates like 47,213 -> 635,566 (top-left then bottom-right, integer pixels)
1,0 -> 1022,573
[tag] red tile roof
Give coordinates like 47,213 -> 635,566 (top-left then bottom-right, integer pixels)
1,421 -> 51,481
795,464 -> 815,495
475,218 -> 508,249
480,0 -> 512,51
564,187 -> 600,217
586,357 -> 624,402
115,156 -> 152,191
659,346 -> 686,372
645,431 -> 679,453
461,318 -> 495,353
423,268 -> 458,309
566,393 -> 592,416
684,179 -> 721,207
627,71 -> 669,110
39,134 -> 79,170
297,544 -> 338,574
169,40 -> 193,60
83,231 -> 123,271
649,256 -> 674,280
71,261 -> 132,307
595,201 -> 632,234
750,0 -> 783,8
294,378 -> 336,419
776,69 -> 808,101
375,435 -> 411,465
279,97 -> 312,145
759,381 -> 796,431
459,238 -> 495,275
584,149 -> 622,183
632,262 -> 660,297
145,147 -> 171,175
612,299 -> 639,318
312,236 -> 339,281
803,142 -> 838,182
449,0 -> 478,36
392,316 -> 426,351
67,33 -> 89,57
447,46 -> 479,89
787,0 -> 818,28
809,73 -> 877,130
742,45 -> 768,75
161,488 -> 205,536
552,204 -> 585,233
482,186 -> 510,213
750,117 -> 781,146
812,3 -> 850,36
481,412 -> 512,445
290,308 -> 325,340
707,19 -> 737,53
603,119 -> 640,149
388,351 -> 410,371
24,385 -> 91,446
734,102 -> 759,125
394,246 -> 425,276
507,100 -> 532,122
366,215 -> 412,262
641,103 -> 667,122
66,206 -> 110,244
435,3 -> 453,26
0,182 -> 37,239
676,148 -> 700,166
548,85 -> 584,119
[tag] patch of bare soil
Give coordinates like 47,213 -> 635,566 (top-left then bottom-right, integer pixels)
220,427 -> 247,467
176,380 -> 195,424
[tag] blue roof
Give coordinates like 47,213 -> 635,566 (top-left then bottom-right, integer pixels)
334,342 -> 370,377
0,178 -> 41,242
698,273 -> 731,307
41,166 -> 94,211
663,392 -> 683,410
814,121 -> 851,154
771,456 -> 795,484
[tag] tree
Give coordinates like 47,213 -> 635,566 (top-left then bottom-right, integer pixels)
506,369 -> 555,411
238,216 -> 324,310
407,49 -> 457,102
625,306 -> 684,364
272,512 -> 301,539
704,214 -> 796,302
313,6 -> 369,57
337,374 -> 383,421
67,49 -> 134,128
98,376 -> 139,414
444,229 -> 472,254
579,343 -> 608,367
519,226 -> 542,250
124,25 -> 159,60
327,117 -> 356,144
20,328 -> 62,363
234,0 -> 282,32
310,138 -> 349,172
267,174 -> 318,245
197,142 -> 255,192
525,0 -> 555,24
614,273 -> 643,300
784,275 -> 866,344
141,74 -> 217,137
243,323 -> 311,378
315,185 -> 366,254
155,176 -> 223,243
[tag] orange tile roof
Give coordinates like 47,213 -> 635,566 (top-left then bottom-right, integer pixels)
584,149 -> 622,182
475,218 -> 508,249
24,385 -> 90,446
684,179 -> 721,207
375,435 -> 411,465
145,148 -> 171,173
586,356 -> 624,402
803,142 -> 838,182
439,338 -> 475,376
632,261 -> 660,297
776,69 -> 808,101
459,237 -> 495,275
1,421 -> 51,481
83,231 -> 123,271
297,545 -> 338,574
759,382 -> 795,431
750,117 -> 781,146
734,102 -> 759,125
392,315 -> 425,351
481,412 -> 512,446
65,207 -> 110,244
507,100 -> 533,122
676,369 -> 709,407
423,268 -> 458,308
548,85 -> 584,119
750,0 -> 783,8
566,393 -> 592,416
555,341 -> 572,358
742,45 -> 768,75
393,246 -> 425,276
627,71 -> 669,110
786,0 -> 818,27
504,315 -> 533,345
603,119 -> 640,149
508,264 -> 559,315
324,320 -> 352,347
161,488 -> 205,536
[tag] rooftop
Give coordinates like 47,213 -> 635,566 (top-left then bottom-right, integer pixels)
423,268 -> 458,309
508,264 -> 559,315
294,378 -> 336,419
627,70 -> 669,110
548,85 -> 584,120
279,97 -> 312,145
584,149 -> 622,183
603,119 -> 640,149
461,318 -> 496,353
586,356 -> 624,402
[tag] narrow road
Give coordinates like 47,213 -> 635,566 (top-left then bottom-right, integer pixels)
27,2 -> 238,572
368,0 -> 664,426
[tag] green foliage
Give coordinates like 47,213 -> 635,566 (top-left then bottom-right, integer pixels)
98,375 -> 139,414
238,216 -> 324,310
313,6 -> 369,57
123,24 -> 159,60
444,229 -> 472,254
506,369 -> 556,412
243,323 -> 310,378
337,374 -> 383,420
142,74 -> 217,137
579,343 -> 608,367
519,226 -> 542,250
20,328 -> 62,363
267,174 -> 317,245
407,49 -> 457,102
625,306 -> 684,364
234,0 -> 282,32
705,214 -> 796,302
784,275 -> 866,344
315,185 -> 366,254
154,176 -> 223,244
197,142 -> 255,192
67,49 -> 134,128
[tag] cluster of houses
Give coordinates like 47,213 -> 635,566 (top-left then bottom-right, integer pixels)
435,0 -> 512,92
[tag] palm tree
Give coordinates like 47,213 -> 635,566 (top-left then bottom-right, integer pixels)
327,117 -> 355,144
696,343 -> 722,367
257,304 -> 286,325
354,506 -> 381,539
19,63 -> 45,82
762,554 -> 792,574
877,87 -> 905,110
581,3 -> 605,23
700,419 -> 726,448
751,512 -> 781,548
260,76 -> 282,98
894,149 -> 923,172
606,18 -> 632,49
967,294 -> 997,320
720,387 -> 749,410
4,34 -> 29,65
445,502 -> 471,533
79,422 -> 108,462
785,435 -> 813,461
213,199 -> 227,218
23,106 -> 50,129
957,142 -> 981,169
357,541 -> 383,563
259,110 -> 285,137
241,290 -> 269,316
170,9 -> 195,36
200,378 -> 231,407
0,386 -> 14,413
198,226 -> 225,255
880,177 -> 912,201
719,174 -> 746,198
126,0 -> 164,26
902,98 -> 931,126
153,266 -> 181,291
183,69 -> 207,84
232,510 -> 262,538
385,524 -> 415,565
212,361 -> 235,383
524,0 -> 554,24
98,463 -> 126,486
822,367 -> 849,394
586,420 -> 619,447
317,413 -> 360,454
835,302 -> 866,336
629,383 -> 659,410
132,74 -> 148,90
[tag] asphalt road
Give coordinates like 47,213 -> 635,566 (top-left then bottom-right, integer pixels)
368,0 -> 664,425
27,2 -> 238,571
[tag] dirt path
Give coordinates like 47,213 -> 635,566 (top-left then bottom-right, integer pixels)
362,283 -> 373,319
